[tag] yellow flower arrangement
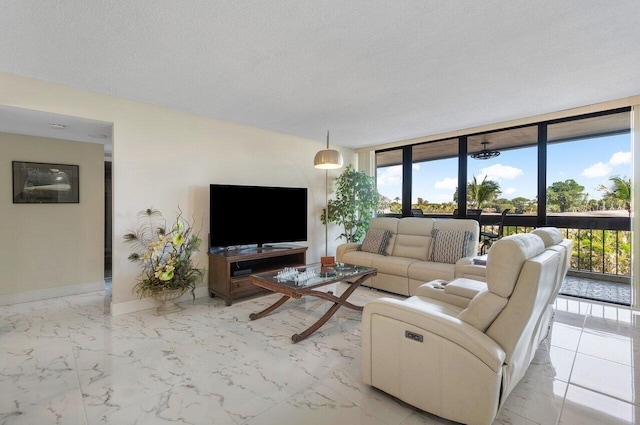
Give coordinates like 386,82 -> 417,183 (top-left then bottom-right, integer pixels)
123,208 -> 203,300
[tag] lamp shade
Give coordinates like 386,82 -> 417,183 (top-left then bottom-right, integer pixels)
314,149 -> 344,169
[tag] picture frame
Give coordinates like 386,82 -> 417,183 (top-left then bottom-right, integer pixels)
12,161 -> 79,204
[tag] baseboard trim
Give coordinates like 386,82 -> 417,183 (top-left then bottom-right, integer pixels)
0,281 -> 105,306
110,286 -> 209,316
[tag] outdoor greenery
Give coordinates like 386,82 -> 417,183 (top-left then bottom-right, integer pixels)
599,176 -> 631,216
378,175 -> 632,216
377,175 -> 632,277
124,208 -> 203,299
497,225 -> 631,276
322,164 -> 379,243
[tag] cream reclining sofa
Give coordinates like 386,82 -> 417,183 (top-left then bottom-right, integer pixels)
336,217 -> 479,296
422,227 -> 572,343
362,233 -> 561,425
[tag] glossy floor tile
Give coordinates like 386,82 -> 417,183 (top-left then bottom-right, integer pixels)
1,286 -> 639,425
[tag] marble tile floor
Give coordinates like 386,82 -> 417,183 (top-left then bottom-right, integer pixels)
1,284 -> 639,425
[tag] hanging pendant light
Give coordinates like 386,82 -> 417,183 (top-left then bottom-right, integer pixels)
314,131 -> 344,169
470,141 -> 500,160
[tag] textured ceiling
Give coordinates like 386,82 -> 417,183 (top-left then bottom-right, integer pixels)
1,1 -> 639,149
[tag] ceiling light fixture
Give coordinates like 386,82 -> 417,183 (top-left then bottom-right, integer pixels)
470,141 -> 500,160
49,123 -> 66,129
314,131 -> 343,169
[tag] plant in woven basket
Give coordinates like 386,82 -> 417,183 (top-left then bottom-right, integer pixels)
123,208 -> 203,300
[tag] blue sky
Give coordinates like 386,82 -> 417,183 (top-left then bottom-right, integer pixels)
377,133 -> 631,203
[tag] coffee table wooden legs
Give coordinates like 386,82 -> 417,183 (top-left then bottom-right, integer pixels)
291,277 -> 364,343
249,273 -> 373,343
249,295 -> 290,320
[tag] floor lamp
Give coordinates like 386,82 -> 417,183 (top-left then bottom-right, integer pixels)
314,131 -> 343,258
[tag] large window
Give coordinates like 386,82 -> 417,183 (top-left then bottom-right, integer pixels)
375,108 -> 631,223
374,107 -> 632,284
376,149 -> 403,214
547,111 -> 631,217
467,126 -> 537,216
546,111 -> 631,275
411,138 -> 458,214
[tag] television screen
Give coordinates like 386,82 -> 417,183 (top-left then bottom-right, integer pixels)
209,184 -> 308,249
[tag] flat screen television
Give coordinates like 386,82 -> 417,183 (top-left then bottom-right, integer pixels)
209,184 -> 308,249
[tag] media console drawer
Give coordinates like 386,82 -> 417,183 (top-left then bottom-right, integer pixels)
232,276 -> 262,293
208,246 -> 307,306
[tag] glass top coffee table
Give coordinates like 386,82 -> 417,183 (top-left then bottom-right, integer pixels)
249,262 -> 377,343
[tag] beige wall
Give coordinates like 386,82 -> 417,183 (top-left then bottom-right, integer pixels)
0,132 -> 104,295
0,73 -> 355,311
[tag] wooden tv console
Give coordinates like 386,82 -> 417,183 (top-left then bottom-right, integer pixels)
207,245 -> 307,306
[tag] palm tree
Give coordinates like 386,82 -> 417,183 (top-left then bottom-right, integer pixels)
468,176 -> 501,208
599,176 -> 631,216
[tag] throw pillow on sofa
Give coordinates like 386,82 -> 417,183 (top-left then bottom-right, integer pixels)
429,229 -> 473,264
360,228 -> 392,255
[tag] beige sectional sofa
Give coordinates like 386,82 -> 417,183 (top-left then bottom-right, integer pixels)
361,232 -> 564,425
336,217 -> 479,296
421,227 -> 572,331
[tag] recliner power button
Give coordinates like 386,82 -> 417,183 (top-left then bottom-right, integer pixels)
405,331 -> 423,343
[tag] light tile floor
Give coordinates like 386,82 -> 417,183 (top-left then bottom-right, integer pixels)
1,284 -> 639,425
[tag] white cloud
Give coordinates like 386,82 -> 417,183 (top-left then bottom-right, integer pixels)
480,164 -> 524,180
434,177 -> 458,190
504,187 -> 517,195
432,193 -> 454,203
609,151 -> 631,166
412,163 -> 420,170
376,165 -> 402,186
474,173 -> 488,183
580,151 -> 629,179
582,162 -> 611,178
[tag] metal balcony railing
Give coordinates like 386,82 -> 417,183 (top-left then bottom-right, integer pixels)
379,212 -> 631,282
480,214 -> 631,282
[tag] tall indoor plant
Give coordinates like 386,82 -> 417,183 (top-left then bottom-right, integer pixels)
321,164 -> 379,243
123,207 -> 203,314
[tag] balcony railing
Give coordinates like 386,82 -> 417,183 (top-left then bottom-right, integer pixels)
379,212 -> 631,282
482,215 -> 630,282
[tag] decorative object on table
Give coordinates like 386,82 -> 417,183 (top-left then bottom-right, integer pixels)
334,262 -> 355,272
314,131 -> 344,257
12,161 -> 79,204
320,163 -> 379,243
276,267 -> 318,283
321,255 -> 336,270
123,207 -> 203,315
321,256 -> 336,266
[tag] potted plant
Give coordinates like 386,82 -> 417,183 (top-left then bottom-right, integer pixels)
321,164 -> 379,243
123,207 -> 204,314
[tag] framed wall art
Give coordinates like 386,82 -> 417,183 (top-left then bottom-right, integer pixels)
12,161 -> 79,204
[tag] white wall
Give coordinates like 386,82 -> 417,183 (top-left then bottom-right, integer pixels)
0,132 -> 104,298
0,73 -> 354,313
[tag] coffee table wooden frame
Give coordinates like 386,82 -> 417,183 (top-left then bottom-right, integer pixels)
249,265 -> 377,343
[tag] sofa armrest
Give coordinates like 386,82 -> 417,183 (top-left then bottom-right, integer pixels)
363,297 -> 506,373
414,280 -> 474,309
444,278 -> 487,298
336,243 -> 361,261
414,278 -> 487,308
455,256 -> 487,282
